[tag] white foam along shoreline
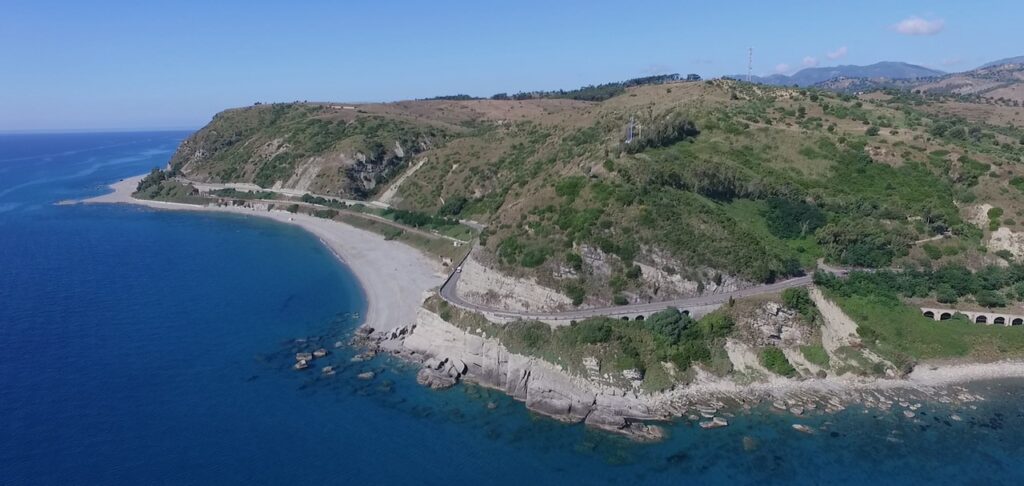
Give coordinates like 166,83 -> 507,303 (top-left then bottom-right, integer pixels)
83,175 -> 446,334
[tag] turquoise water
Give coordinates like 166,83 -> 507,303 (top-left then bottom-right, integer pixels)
2,132 -> 1024,485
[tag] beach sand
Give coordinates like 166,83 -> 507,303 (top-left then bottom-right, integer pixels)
84,176 -> 446,333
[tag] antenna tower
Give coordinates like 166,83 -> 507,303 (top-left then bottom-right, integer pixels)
747,48 -> 753,83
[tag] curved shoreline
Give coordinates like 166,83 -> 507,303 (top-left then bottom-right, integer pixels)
81,175 -> 446,334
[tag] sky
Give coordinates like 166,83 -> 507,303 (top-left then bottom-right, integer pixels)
2,0 -> 1021,131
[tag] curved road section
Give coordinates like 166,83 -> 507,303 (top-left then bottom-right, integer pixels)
439,265 -> 814,322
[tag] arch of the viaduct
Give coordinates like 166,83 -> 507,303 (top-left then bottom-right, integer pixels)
921,307 -> 1024,326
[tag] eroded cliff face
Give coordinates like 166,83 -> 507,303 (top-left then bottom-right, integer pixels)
396,308 -> 665,439
167,103 -> 440,198
455,252 -> 574,312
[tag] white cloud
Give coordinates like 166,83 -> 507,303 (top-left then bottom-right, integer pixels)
827,46 -> 848,60
774,63 -> 791,74
802,56 -> 819,68
893,16 -> 945,35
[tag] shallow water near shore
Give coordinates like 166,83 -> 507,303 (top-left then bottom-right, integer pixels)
3,132 -> 1024,485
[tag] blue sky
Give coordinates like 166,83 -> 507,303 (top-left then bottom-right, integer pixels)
2,0 -> 1021,131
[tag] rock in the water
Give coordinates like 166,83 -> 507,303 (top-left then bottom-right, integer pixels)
313,348 -> 329,358
293,359 -> 309,371
357,371 -> 376,380
699,417 -> 728,429
792,424 -> 814,434
295,352 -> 313,362
416,366 -> 457,389
742,436 -> 759,451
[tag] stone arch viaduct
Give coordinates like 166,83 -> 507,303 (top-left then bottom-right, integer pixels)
920,307 -> 1024,326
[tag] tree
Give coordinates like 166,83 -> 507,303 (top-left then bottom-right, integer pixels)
935,285 -> 958,304
782,287 -> 815,318
865,126 -> 880,136
975,289 -> 1007,308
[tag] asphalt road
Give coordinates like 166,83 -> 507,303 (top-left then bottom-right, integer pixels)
439,263 -> 815,321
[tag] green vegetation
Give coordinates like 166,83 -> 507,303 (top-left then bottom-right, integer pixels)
173,75 -> 1023,308
782,287 -> 816,320
134,168 -> 205,203
760,347 -> 797,376
800,345 -> 830,367
210,188 -> 277,200
509,74 -> 681,102
816,270 -> 1024,363
815,264 -> 1024,308
168,103 -> 448,195
427,300 -> 733,390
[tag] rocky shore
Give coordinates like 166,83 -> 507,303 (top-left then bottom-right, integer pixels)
354,306 -> 1024,441
354,309 -> 667,441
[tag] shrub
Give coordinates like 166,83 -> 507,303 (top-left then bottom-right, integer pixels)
935,285 -> 958,304
922,243 -> 943,260
565,252 -> 583,271
782,287 -> 815,319
761,347 -> 796,376
644,308 -> 692,345
625,265 -> 642,279
800,345 -> 830,367
764,198 -> 825,239
563,282 -> 586,306
569,320 -> 612,344
865,126 -> 880,136
554,176 -> 587,201
613,294 -> 629,305
975,290 -> 1007,308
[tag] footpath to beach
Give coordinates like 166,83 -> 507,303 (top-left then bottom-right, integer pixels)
83,176 -> 446,334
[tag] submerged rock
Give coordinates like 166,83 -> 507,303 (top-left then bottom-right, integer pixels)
699,417 -> 729,429
792,424 -> 814,434
357,371 -> 376,380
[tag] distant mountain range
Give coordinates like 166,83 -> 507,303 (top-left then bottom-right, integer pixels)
732,62 -> 945,87
979,56 -> 1024,69
727,56 -> 1024,103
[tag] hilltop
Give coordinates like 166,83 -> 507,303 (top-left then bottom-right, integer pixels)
736,62 -> 943,87
154,76 -> 1024,311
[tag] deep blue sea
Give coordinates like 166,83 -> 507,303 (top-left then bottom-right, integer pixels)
2,132 -> 1024,485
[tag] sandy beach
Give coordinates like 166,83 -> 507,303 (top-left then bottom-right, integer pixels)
84,175 -> 446,333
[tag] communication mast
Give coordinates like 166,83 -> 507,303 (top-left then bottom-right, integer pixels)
747,48 -> 753,83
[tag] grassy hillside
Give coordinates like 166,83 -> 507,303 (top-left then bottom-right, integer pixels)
165,77 -> 1024,306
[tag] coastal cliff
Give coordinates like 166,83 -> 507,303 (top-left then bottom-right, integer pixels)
395,308 -> 666,439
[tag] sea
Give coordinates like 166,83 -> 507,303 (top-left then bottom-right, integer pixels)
1,131 -> 1023,485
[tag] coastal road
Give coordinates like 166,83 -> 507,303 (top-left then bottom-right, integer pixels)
439,260 -> 815,322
